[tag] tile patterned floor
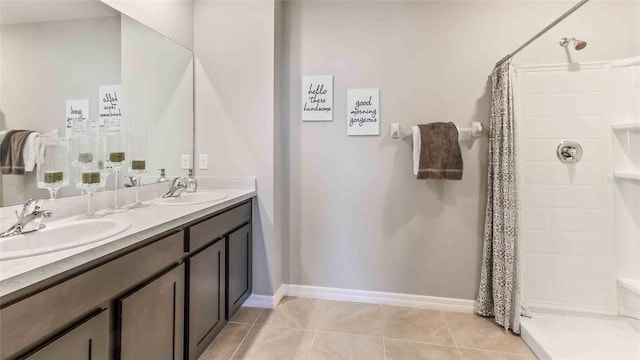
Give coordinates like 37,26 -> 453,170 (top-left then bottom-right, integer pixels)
198,297 -> 536,360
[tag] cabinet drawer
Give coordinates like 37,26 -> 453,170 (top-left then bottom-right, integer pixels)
0,231 -> 184,360
188,201 -> 251,252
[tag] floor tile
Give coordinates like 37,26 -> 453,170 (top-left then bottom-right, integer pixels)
230,307 -> 264,324
255,296 -> 323,329
445,312 -> 532,355
458,347 -> 536,360
382,306 -> 455,346
198,323 -> 251,360
308,332 -> 384,360
232,325 -> 314,360
384,339 -> 461,360
316,300 -> 382,336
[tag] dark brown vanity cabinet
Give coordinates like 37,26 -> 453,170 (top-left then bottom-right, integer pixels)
186,240 -> 226,360
227,223 -> 252,320
0,198 -> 253,360
118,264 -> 185,360
185,200 -> 251,360
24,309 -> 109,360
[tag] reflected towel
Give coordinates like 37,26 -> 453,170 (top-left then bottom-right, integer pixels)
412,125 -> 421,176
0,130 -> 35,175
22,132 -> 40,172
416,122 -> 463,180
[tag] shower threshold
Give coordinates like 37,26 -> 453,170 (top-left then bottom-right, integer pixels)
521,311 -> 640,359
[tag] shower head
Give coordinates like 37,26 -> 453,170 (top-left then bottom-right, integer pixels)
560,37 -> 587,50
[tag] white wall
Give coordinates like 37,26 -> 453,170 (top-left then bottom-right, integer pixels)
0,16 -> 121,205
193,0 -> 281,296
100,0 -> 193,50
518,64 -> 615,314
280,0 -> 636,300
611,59 -> 640,319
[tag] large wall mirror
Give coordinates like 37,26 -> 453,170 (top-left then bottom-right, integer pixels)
0,0 -> 194,206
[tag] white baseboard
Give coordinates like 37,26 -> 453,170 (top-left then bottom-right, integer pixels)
620,307 -> 640,321
244,284 -> 474,312
526,300 -> 618,317
244,285 -> 283,309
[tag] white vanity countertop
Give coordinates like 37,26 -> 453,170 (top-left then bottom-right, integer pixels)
0,180 -> 256,299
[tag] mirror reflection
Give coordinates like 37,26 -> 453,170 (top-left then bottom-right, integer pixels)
0,0 -> 194,207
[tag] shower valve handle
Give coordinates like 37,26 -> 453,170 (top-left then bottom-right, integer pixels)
557,141 -> 583,164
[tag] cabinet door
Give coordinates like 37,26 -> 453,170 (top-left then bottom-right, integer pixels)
24,309 -> 109,360
118,264 -> 184,360
227,224 -> 252,320
187,240 -> 226,360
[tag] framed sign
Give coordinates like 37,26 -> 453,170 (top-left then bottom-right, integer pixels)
65,99 -> 89,138
347,88 -> 379,136
302,75 -> 333,121
99,85 -> 122,131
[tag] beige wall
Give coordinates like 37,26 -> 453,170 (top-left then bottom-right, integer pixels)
281,0 -> 636,300
193,0 -> 281,296
634,0 -> 640,55
193,0 -> 637,298
100,0 -> 193,50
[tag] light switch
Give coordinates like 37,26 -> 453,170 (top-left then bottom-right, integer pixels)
199,154 -> 208,170
181,154 -> 191,169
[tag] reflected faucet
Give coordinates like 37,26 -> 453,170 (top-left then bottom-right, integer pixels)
1,199 -> 53,238
125,176 -> 137,188
162,177 -> 186,198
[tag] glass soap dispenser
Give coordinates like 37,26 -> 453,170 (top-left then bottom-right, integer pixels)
185,169 -> 197,193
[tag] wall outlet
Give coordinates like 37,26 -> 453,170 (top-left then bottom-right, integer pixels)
199,154 -> 208,170
181,154 -> 191,169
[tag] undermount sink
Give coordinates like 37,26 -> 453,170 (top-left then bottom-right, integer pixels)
152,191 -> 228,206
0,219 -> 131,261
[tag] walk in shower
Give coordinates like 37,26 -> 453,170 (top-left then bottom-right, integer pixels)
484,0 -> 640,360
483,0 -> 640,358
516,56 -> 640,360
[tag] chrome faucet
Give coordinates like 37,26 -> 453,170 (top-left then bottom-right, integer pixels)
162,177 -> 186,198
0,199 -> 53,238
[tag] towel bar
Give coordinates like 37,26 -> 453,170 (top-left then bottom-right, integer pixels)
401,122 -> 483,141
456,122 -> 483,139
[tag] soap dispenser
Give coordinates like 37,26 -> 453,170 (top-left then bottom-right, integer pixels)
157,169 -> 168,183
185,169 -> 197,193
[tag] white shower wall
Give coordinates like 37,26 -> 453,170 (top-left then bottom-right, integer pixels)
611,58 -> 640,320
517,63 -> 617,315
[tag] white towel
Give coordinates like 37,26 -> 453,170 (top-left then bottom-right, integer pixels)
1,129 -> 58,172
412,125 -> 420,176
23,132 -> 40,172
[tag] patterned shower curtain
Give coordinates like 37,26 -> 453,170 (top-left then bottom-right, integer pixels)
474,60 -> 528,334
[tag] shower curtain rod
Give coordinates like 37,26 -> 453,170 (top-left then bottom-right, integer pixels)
495,0 -> 590,67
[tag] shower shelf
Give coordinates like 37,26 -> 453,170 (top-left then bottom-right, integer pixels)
618,278 -> 640,296
612,122 -> 640,130
613,171 -> 640,181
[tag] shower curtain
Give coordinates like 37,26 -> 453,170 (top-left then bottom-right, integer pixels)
474,60 -> 528,334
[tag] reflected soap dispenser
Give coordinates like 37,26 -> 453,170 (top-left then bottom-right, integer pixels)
185,169 -> 197,193
157,168 -> 168,183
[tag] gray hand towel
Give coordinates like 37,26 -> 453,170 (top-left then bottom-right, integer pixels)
0,130 -> 35,175
417,122 -> 463,180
